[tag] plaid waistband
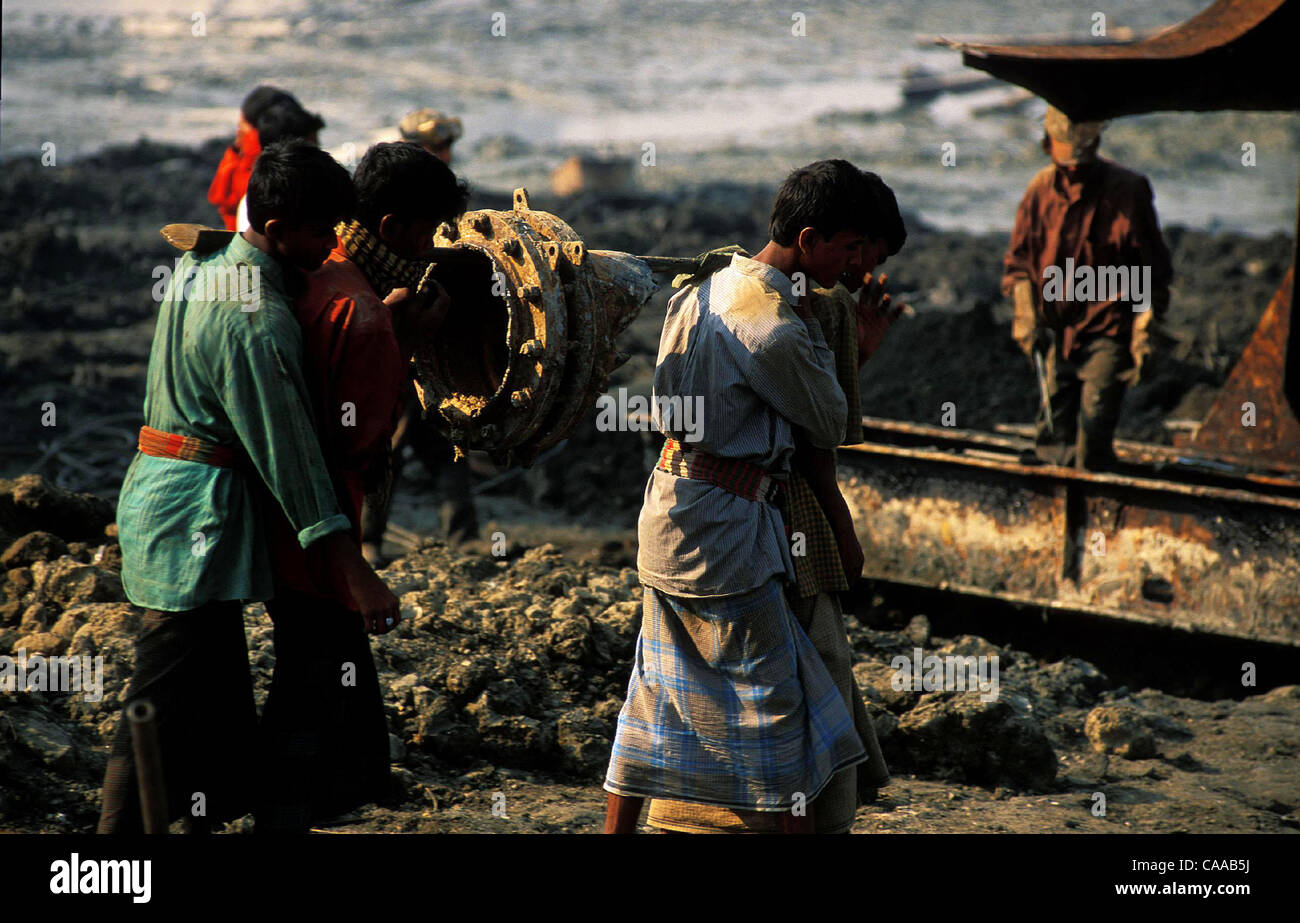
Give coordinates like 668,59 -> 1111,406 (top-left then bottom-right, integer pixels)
656,437 -> 785,503
138,425 -> 239,468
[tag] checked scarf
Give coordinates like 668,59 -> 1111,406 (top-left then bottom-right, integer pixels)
335,219 -> 429,296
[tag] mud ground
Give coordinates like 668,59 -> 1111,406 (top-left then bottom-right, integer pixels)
296,654 -> 1300,837
3,495 -> 1297,835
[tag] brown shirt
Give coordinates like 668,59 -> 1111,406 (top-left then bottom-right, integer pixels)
1002,158 -> 1172,361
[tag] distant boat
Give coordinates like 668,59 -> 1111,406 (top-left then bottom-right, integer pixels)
901,66 -> 1000,104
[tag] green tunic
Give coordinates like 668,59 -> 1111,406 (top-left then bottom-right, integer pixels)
117,234 -> 350,611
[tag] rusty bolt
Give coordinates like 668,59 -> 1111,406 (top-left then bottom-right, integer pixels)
510,389 -> 532,408
441,403 -> 474,425
520,338 -> 544,357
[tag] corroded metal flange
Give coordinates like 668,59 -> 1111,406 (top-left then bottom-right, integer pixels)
412,187 -> 655,466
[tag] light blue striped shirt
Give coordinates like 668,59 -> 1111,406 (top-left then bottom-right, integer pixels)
637,254 -> 846,597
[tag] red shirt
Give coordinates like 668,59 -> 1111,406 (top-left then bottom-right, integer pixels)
207,127 -> 261,231
267,244 -> 407,609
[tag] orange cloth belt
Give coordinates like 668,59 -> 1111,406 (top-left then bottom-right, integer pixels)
137,425 -> 239,468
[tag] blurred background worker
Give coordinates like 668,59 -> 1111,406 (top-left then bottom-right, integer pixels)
234,93 -> 326,232
206,85 -> 291,230
1002,105 -> 1173,471
398,107 -> 463,164
360,107 -> 476,564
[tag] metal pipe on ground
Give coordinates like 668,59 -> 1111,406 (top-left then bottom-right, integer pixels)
126,698 -> 168,834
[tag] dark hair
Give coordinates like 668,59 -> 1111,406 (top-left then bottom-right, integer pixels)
770,159 -> 906,254
246,140 -> 356,233
240,85 -> 292,124
255,97 -> 326,147
352,141 -> 470,232
861,170 -> 907,256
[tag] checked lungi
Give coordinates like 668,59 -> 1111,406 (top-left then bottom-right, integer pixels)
604,579 -> 866,811
647,470 -> 893,833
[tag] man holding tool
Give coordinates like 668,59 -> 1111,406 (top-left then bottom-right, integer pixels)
1003,106 -> 1173,470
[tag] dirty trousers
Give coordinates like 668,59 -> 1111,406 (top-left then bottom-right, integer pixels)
1035,335 -> 1132,470
97,601 -> 257,833
255,590 -> 392,832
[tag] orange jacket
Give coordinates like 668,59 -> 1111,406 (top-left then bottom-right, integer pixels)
207,127 -> 262,231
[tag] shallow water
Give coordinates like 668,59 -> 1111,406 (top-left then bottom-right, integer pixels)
3,0 -> 1298,233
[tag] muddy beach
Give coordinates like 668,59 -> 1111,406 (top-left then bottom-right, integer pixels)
1,139 -> 1298,835
3,485 -> 1298,835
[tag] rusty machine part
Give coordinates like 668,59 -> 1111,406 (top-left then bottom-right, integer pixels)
413,187 -> 656,466
937,0 -> 1300,120
838,0 -> 1300,646
1190,269 -> 1300,465
839,417 -> 1300,647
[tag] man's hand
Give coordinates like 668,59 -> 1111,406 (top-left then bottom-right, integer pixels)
318,531 -> 402,635
856,272 -> 903,362
387,277 -> 451,358
1124,309 -> 1158,385
793,288 -> 814,321
350,569 -> 402,635
1011,278 -> 1038,357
